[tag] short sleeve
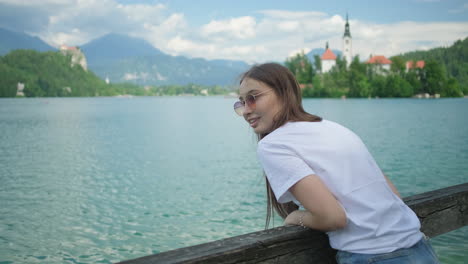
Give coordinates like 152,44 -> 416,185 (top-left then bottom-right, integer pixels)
257,140 -> 316,203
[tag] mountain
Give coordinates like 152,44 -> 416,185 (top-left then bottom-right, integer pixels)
306,48 -> 342,64
81,33 -> 163,64
0,30 -> 250,86
80,33 -> 250,86
0,27 -> 55,55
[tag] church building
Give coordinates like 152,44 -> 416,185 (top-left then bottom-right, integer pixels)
321,42 -> 337,73
342,14 -> 352,67
321,14 -> 353,73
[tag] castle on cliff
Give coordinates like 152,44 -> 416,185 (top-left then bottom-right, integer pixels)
59,45 -> 87,71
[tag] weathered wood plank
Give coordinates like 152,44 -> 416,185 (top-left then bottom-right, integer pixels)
404,182 -> 468,237
118,183 -> 468,264
119,227 -> 335,264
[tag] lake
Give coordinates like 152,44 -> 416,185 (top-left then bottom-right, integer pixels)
0,97 -> 467,263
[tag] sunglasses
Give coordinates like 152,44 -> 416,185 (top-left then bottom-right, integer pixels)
233,90 -> 271,116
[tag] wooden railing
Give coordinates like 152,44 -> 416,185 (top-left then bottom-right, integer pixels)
118,183 -> 468,264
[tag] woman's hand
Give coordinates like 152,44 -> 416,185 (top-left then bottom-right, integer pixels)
284,210 -> 304,227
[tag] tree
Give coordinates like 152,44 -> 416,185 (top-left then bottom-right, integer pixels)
313,55 -> 322,74
405,69 -> 422,95
390,56 -> 406,77
441,78 -> 463,97
348,56 -> 370,97
285,51 -> 314,84
0,63 -> 22,97
399,37 -> 468,94
387,75 -> 413,97
422,60 -> 447,95
370,75 -> 387,97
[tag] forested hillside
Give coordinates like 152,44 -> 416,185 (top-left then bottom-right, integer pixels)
398,37 -> 468,94
285,37 -> 467,98
0,49 -> 232,97
0,50 -> 138,97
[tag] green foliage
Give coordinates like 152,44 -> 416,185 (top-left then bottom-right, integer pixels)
0,49 -> 233,97
0,62 -> 24,97
285,39 -> 466,98
422,60 -> 447,95
442,78 -> 463,97
285,51 -> 314,83
313,55 -> 322,73
0,49 -> 107,97
348,56 -> 369,97
399,37 -> 468,94
389,56 -> 406,77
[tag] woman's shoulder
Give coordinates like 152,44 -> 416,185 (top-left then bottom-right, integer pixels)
260,119 -> 358,147
259,120 -> 328,144
267,119 -> 338,136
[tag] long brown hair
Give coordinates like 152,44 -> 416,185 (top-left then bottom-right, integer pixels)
240,63 -> 322,229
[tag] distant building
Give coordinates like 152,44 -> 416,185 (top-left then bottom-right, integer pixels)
321,42 -> 337,73
342,14 -> 352,67
406,60 -> 425,72
16,82 -> 24,97
320,14 -> 352,73
60,44 -> 88,71
366,55 -> 392,74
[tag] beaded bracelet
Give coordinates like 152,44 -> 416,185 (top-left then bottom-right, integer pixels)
299,211 -> 307,229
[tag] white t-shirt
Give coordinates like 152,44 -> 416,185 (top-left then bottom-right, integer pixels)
257,120 -> 422,254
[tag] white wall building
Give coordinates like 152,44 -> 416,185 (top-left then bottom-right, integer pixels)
321,15 -> 352,73
343,14 -> 352,67
321,42 -> 337,73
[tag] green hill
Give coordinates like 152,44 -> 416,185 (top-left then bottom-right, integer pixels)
398,37 -> 468,94
0,49 -> 232,97
0,49 -> 139,97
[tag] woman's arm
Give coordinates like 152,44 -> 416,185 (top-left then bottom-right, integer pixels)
284,175 -> 347,231
384,174 -> 401,198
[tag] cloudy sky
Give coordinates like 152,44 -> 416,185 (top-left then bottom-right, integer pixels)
1,0 -> 467,63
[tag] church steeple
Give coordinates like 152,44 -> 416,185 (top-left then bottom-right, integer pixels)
343,13 -> 351,38
342,13 -> 352,67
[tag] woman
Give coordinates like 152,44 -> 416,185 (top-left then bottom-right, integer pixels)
233,63 -> 440,263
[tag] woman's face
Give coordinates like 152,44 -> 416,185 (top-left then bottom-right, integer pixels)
239,78 -> 283,134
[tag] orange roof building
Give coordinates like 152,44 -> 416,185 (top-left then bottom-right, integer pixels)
321,42 -> 337,73
59,44 -> 78,51
366,55 -> 392,65
321,48 -> 337,61
366,55 -> 392,73
406,60 -> 425,70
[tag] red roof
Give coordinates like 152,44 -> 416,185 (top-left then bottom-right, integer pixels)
406,60 -> 425,69
366,55 -> 392,65
60,44 -> 78,51
321,49 -> 337,60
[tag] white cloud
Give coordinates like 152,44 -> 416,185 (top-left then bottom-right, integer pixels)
0,2 -> 467,63
167,36 -> 201,54
352,20 -> 468,59
288,48 -> 312,58
278,21 -> 300,32
201,16 -> 256,39
258,10 -> 326,20
0,0 -> 71,5
116,3 -> 166,24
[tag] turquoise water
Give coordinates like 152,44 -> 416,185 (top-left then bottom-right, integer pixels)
0,97 -> 467,263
